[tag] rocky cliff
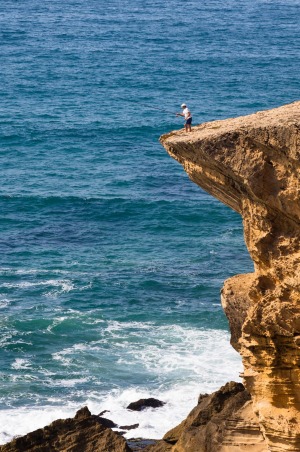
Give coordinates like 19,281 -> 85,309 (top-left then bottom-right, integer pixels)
146,382 -> 267,452
2,102 -> 299,452
159,101 -> 300,451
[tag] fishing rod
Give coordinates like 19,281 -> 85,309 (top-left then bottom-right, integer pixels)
139,102 -> 177,115
124,98 -> 178,115
124,98 -> 196,118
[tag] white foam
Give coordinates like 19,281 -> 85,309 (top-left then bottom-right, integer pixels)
11,359 -> 32,370
91,366 -> 241,440
0,298 -> 11,309
52,350 -> 73,366
52,322 -> 242,381
0,406 -> 77,445
102,322 -> 241,381
90,324 -> 242,438
45,280 -> 75,297
11,374 -> 38,382
48,378 -> 89,388
1,279 -> 74,294
97,385 -> 203,439
0,268 -> 70,276
82,318 -> 105,325
105,320 -> 155,334
46,316 -> 70,333
0,371 -> 240,445
1,323 -> 242,443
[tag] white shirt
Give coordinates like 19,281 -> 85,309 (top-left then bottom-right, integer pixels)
183,107 -> 192,120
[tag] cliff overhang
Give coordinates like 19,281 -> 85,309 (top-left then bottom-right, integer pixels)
160,101 -> 300,451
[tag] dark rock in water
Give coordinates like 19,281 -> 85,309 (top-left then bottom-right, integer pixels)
127,438 -> 158,451
127,398 -> 165,411
0,406 -> 131,452
98,409 -> 110,416
119,423 -> 139,430
75,407 -> 117,428
97,416 -> 118,428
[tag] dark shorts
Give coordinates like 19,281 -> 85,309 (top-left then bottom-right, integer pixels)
185,117 -> 192,125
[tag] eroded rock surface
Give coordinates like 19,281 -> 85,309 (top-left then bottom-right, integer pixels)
160,101 -> 300,451
145,382 -> 267,452
0,407 -> 131,452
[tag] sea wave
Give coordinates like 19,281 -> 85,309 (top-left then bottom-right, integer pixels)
0,357 -> 242,444
0,279 -> 75,297
11,358 -> 32,370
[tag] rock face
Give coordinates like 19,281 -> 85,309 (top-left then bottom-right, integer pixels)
0,407 -> 131,452
146,382 -> 267,452
160,101 -> 300,451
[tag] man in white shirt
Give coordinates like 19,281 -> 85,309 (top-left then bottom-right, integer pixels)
176,103 -> 192,132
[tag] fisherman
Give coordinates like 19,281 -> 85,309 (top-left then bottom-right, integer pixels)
176,103 -> 192,132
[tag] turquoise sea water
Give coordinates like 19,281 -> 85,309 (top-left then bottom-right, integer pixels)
1,0 -> 299,442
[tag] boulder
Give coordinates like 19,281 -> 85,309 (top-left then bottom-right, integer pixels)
127,398 -> 165,411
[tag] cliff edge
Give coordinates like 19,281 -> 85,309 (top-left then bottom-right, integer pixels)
159,101 -> 300,451
1,102 -> 299,452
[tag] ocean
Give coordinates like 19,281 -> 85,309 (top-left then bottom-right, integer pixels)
0,0 -> 299,443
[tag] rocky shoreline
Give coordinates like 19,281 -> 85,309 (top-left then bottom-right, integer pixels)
1,382 -> 265,452
2,101 -> 300,451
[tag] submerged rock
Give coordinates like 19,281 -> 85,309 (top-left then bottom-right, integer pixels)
97,416 -> 118,429
98,409 -> 110,416
119,424 -> 140,430
127,398 -> 166,411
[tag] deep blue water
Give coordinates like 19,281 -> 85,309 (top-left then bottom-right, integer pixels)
0,0 -> 299,442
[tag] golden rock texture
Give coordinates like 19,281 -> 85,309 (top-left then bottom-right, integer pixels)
160,101 -> 300,451
146,382 -> 267,452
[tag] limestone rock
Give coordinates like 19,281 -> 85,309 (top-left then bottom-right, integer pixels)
160,101 -> 300,451
146,382 -> 266,452
0,407 -> 131,452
